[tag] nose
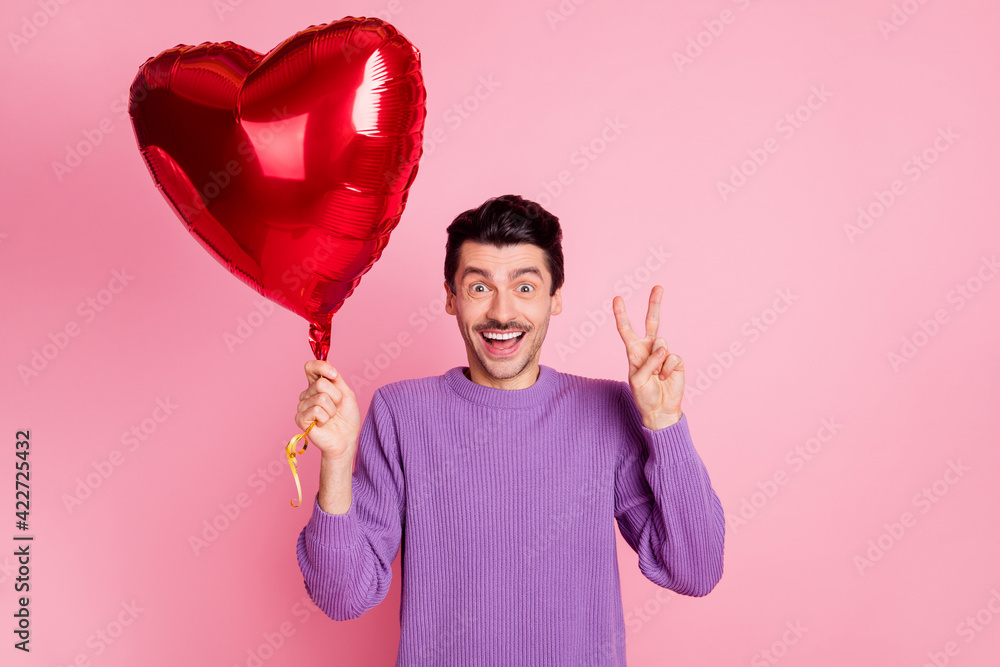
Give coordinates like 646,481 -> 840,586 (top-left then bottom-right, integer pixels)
486,287 -> 519,326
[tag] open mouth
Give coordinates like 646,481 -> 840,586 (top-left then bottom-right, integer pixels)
480,330 -> 525,356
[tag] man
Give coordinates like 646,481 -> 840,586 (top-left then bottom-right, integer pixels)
295,194 -> 725,666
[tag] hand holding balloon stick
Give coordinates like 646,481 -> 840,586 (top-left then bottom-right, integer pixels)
127,16 -> 426,508
289,361 -> 362,507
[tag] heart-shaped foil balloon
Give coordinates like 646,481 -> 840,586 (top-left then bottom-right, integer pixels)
128,16 -> 427,360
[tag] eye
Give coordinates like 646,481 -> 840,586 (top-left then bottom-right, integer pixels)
518,284 -> 534,293
470,282 -> 487,293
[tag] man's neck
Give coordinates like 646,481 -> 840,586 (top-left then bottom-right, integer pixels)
464,364 -> 540,390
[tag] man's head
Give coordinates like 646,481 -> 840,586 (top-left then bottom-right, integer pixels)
443,195 -> 564,389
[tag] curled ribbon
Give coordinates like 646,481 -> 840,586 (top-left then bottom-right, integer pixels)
286,419 -> 317,508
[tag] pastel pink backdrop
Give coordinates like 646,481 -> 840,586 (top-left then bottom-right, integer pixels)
2,1 -> 999,666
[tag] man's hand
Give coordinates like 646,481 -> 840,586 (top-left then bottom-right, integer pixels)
297,360 -> 362,460
613,285 -> 685,430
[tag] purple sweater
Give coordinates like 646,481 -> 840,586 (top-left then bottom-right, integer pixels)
296,364 -> 725,666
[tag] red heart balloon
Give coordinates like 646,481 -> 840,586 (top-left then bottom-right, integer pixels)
128,17 -> 426,360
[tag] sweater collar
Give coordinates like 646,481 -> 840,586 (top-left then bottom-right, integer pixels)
444,364 -> 558,409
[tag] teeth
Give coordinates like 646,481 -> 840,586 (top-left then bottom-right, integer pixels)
482,331 -> 523,340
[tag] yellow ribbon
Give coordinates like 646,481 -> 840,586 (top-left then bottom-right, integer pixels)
285,419 -> 317,508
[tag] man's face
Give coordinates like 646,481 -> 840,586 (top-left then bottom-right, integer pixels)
444,241 -> 562,385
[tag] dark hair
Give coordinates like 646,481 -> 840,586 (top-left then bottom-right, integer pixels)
444,194 -> 564,296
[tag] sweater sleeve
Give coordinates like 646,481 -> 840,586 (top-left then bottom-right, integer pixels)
295,387 -> 406,620
613,382 -> 725,597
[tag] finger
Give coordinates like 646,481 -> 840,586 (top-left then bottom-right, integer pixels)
300,378 -> 336,403
296,402 -> 330,430
314,376 -> 344,402
636,344 -> 668,386
650,345 -> 665,377
645,285 -> 663,341
613,295 -> 638,346
307,403 -> 332,427
305,361 -> 352,398
327,365 -> 354,398
298,389 -> 338,419
658,353 -> 684,379
653,338 -> 669,373
304,359 -> 321,385
304,359 -> 336,385
654,336 -> 669,357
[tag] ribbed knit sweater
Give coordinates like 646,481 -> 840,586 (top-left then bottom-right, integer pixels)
296,363 -> 725,666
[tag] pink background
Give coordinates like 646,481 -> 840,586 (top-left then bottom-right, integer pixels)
3,0 -> 1000,665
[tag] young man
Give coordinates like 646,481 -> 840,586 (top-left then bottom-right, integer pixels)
295,194 -> 725,666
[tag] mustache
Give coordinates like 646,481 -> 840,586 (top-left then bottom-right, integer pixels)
475,323 -> 529,332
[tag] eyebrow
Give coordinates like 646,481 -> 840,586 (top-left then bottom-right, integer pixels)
461,266 -> 544,284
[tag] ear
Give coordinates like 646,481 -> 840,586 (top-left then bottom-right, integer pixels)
444,280 -> 455,315
551,286 -> 562,316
